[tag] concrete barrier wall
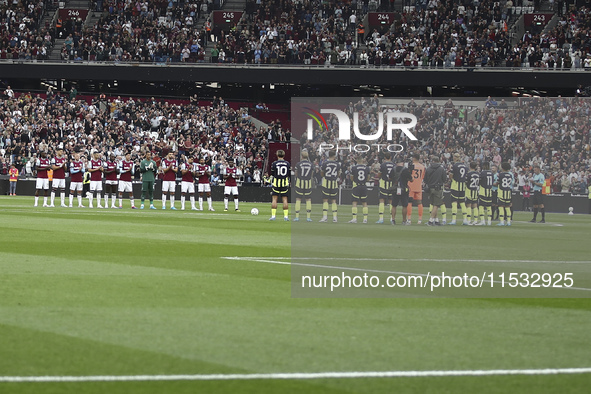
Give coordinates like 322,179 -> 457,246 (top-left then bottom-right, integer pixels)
0,179 -> 275,203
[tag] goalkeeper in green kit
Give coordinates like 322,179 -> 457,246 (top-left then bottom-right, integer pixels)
140,151 -> 158,209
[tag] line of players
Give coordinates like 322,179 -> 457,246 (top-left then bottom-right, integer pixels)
445,154 -> 516,226
446,157 -> 546,225
293,150 -> 518,226
32,148 -> 524,226
32,150 -> 243,212
293,151 -> 425,224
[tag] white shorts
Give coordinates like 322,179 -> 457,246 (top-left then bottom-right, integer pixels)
36,178 -> 50,190
70,182 -> 83,191
105,180 -> 118,186
198,183 -> 211,193
224,186 -> 239,196
162,180 -> 176,193
90,180 -> 103,192
52,178 -> 66,189
181,181 -> 195,194
118,181 -> 133,193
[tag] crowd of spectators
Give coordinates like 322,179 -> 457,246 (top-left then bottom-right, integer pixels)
3,0 -> 582,68
211,0 -> 361,65
357,1 -> 591,69
360,0 -> 511,68
60,0 -> 211,62
0,89 -> 288,185
0,90 -> 588,194
515,5 -> 591,69
0,1 -> 54,61
299,95 -> 591,195
211,0 -> 591,68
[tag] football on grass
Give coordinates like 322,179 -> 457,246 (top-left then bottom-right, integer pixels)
251,208 -> 259,216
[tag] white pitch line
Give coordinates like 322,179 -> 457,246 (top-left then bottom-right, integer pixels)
240,258 -> 292,266
226,257 -> 440,277
222,257 -> 591,292
0,208 -> 253,220
2,368 -> 591,383
514,221 -> 564,227
222,256 -> 591,264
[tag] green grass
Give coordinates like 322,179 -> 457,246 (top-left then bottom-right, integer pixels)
290,205 -> 591,298
0,196 -> 590,393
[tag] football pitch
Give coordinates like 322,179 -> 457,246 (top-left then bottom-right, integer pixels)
1,196 -> 590,393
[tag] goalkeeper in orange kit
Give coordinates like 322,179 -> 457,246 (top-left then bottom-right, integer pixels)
406,152 -> 425,224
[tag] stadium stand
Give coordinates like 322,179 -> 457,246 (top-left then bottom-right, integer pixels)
0,1 -> 54,60
0,91 -> 283,183
17,0 -> 588,67
57,0 -> 209,62
0,1 -> 589,193
0,90 -> 588,193
298,96 -> 590,194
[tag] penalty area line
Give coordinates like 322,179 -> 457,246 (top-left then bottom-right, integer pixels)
2,368 -> 591,383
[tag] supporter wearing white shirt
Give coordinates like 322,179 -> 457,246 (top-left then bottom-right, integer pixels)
518,172 -> 527,188
181,45 -> 190,61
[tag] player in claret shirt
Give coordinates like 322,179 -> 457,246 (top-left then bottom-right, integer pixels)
180,156 -> 198,211
104,154 -> 119,208
223,159 -> 241,212
196,157 -> 214,211
50,148 -> 68,207
87,151 -> 105,208
118,152 -> 136,209
68,152 -> 85,207
34,151 -> 51,207
161,151 -> 178,210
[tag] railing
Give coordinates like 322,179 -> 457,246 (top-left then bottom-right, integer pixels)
0,59 -> 589,73
508,14 -> 525,46
50,9 -> 59,29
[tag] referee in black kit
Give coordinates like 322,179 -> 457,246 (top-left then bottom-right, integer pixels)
425,156 -> 447,226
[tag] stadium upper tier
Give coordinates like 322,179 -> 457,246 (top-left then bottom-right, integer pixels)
0,1 -> 53,61
2,0 -> 590,69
